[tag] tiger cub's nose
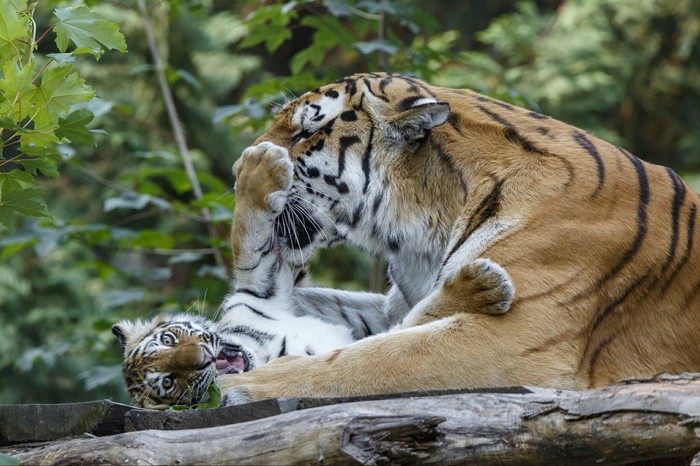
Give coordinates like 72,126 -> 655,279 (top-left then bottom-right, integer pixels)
200,347 -> 215,368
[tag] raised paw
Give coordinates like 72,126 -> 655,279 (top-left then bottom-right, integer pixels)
233,142 -> 294,214
448,258 -> 515,315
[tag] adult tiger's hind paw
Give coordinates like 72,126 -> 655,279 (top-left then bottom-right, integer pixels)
450,258 -> 515,315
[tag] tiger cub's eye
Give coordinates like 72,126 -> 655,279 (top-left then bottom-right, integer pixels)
162,375 -> 175,390
161,332 -> 177,346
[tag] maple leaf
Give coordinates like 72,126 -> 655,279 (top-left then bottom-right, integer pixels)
30,64 -> 94,126
56,108 -> 95,144
53,6 -> 127,59
0,1 -> 30,62
0,60 -> 36,121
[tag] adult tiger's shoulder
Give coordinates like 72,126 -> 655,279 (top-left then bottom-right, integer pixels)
214,72 -> 700,405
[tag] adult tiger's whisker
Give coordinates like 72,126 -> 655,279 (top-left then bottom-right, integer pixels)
286,208 -> 305,266
295,196 -> 336,234
291,201 -> 328,242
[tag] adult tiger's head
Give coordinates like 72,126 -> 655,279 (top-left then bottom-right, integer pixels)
256,73 -> 456,266
112,314 -> 249,409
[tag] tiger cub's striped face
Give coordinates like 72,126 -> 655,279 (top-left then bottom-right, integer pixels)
113,314 -> 249,409
258,73 -> 449,264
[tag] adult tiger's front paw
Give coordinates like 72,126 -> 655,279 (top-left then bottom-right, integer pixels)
221,386 -> 253,407
233,142 -> 293,214
218,380 -> 279,406
218,356 -> 306,406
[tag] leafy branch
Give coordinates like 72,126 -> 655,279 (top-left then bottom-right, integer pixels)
0,1 -> 126,231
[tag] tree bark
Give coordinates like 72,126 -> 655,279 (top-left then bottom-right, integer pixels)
10,374 -> 700,465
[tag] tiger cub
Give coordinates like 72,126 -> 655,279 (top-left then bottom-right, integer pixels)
113,138 -> 514,408
213,72 -> 700,407
112,269 -> 390,409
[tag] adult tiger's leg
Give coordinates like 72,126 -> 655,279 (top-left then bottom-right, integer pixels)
216,143 -> 302,342
229,142 -> 295,296
226,143 -> 391,338
400,258 -> 515,328
217,306 -> 575,405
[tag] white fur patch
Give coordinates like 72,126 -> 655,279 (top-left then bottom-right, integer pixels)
409,97 -> 438,107
439,218 -> 519,283
292,93 -> 346,131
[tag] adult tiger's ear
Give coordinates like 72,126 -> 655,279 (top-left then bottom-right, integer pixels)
388,97 -> 450,140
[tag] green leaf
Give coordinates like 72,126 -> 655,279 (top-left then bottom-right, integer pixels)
239,4 -> 297,52
354,40 -> 399,56
130,229 -> 174,249
197,383 -> 222,409
197,265 -> 228,281
0,1 -> 29,63
32,64 -> 94,120
17,142 -> 61,160
290,16 -> 354,74
0,116 -> 25,132
46,52 -> 76,64
0,168 -> 33,186
56,108 -> 95,144
15,157 -> 60,178
19,129 -> 59,150
0,202 -> 15,230
80,365 -> 121,390
103,192 -> 172,212
239,23 -> 292,52
1,188 -> 49,217
0,61 -> 36,121
170,381 -> 222,410
0,184 -> 50,231
168,252 -> 205,264
53,6 -> 127,58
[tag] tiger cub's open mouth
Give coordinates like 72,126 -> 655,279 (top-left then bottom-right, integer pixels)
215,344 -> 250,375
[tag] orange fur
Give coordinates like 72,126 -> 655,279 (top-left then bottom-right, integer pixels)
217,73 -> 700,402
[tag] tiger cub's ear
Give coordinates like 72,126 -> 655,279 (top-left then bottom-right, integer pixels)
388,97 -> 450,140
112,315 -> 168,353
112,321 -> 133,348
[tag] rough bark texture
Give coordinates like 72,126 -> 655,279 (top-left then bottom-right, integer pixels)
7,374 -> 700,465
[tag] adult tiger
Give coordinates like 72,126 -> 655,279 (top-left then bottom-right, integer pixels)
215,72 -> 700,406
112,142 -> 513,408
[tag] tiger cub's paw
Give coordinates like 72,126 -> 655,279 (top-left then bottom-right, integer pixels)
448,258 -> 515,315
233,142 -> 294,214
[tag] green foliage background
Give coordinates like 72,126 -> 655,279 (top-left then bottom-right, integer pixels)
0,0 -> 698,404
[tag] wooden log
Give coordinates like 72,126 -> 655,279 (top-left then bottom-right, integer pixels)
0,400 -> 136,445
9,374 -> 700,465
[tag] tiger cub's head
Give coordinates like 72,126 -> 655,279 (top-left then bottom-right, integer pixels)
258,73 -> 450,265
112,314 -> 249,409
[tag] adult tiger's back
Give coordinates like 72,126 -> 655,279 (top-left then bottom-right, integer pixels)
217,73 -> 699,403
433,86 -> 700,387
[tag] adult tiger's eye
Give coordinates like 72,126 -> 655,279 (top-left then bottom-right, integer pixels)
292,129 -> 314,144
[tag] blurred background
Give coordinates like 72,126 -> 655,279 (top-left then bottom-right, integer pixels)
0,0 -> 698,404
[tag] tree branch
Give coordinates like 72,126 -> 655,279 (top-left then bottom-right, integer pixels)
136,0 -> 226,270
11,374 -> 700,465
